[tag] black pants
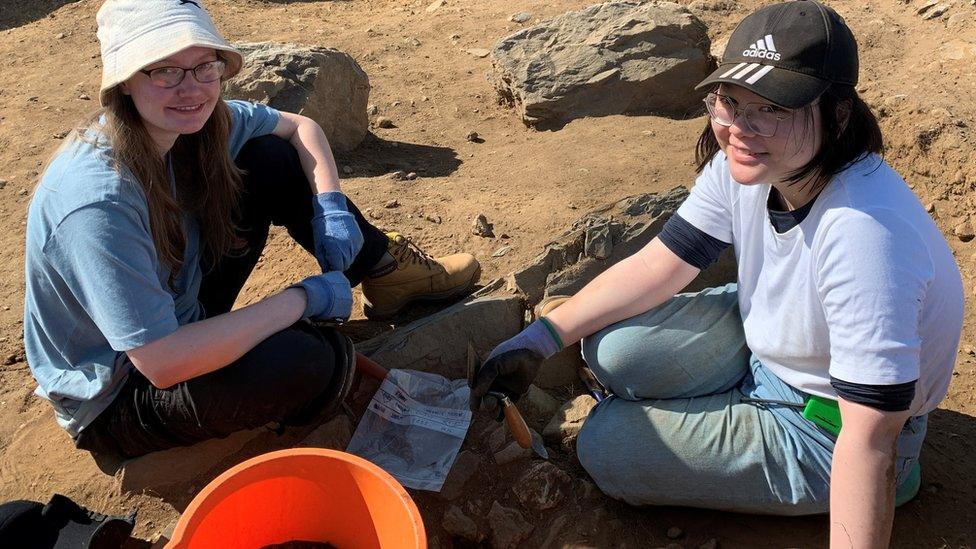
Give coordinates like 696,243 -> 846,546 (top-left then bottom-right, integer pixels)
75,135 -> 389,459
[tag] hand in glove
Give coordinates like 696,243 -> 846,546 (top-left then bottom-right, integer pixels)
291,271 -> 354,322
312,192 -> 364,273
469,319 -> 563,414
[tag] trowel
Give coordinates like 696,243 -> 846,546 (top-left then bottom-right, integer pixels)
467,343 -> 549,460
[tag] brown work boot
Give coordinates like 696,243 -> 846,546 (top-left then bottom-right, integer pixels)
534,295 -> 572,318
361,232 -> 481,319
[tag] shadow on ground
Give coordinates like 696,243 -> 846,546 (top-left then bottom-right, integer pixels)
0,0 -> 78,32
335,132 -> 462,179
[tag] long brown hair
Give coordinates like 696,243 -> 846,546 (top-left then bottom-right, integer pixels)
76,86 -> 243,288
695,83 -> 885,193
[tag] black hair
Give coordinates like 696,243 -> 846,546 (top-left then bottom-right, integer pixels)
695,83 -> 884,192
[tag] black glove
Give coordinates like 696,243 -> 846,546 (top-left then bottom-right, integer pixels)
469,319 -> 562,414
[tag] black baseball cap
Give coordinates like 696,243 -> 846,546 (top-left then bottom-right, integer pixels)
695,1 -> 858,108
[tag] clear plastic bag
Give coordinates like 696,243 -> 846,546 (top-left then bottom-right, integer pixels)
346,369 -> 472,491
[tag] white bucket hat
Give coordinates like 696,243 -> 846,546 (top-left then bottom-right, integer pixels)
96,0 -> 244,105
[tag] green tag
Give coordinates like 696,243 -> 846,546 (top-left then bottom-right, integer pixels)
802,395 -> 842,436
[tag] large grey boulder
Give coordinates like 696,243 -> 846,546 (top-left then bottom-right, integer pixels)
490,1 -> 714,129
227,43 -> 370,152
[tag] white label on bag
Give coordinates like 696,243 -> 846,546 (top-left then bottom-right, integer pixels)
368,376 -> 472,438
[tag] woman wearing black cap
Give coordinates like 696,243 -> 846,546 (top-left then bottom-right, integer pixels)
471,1 -> 963,544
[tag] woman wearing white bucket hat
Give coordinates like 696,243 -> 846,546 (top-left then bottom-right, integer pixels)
23,0 -> 480,458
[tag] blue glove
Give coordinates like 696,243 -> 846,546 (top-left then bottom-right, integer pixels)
469,319 -> 563,413
312,192 -> 364,273
291,271 -> 354,322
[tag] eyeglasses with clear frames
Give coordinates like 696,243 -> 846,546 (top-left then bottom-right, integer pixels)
703,91 -> 798,138
139,59 -> 227,89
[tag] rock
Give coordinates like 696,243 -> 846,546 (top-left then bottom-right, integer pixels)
443,505 -> 482,542
488,422 -> 509,453
228,43 -> 370,152
384,199 -> 400,209
925,202 -> 935,213
56,32 -> 66,39
489,1 -> 713,128
78,93 -> 91,100
963,345 -> 975,356
439,450 -> 482,501
541,515 -> 568,548
375,116 -> 395,128
0,180 -> 6,189
367,103 -> 379,115
543,395 -> 598,448
535,342 -> 585,389
510,12 -> 533,23
341,165 -> 353,175
667,526 -> 683,539
584,221 -> 616,259
299,415 -> 353,450
512,461 -> 572,511
494,440 -> 532,465
466,130 -> 481,142
954,219 -> 974,241
426,0 -> 447,14
491,246 -> 511,257
920,2 -> 951,19
391,170 -> 407,180
466,48 -> 492,58
487,501 -> 533,549
524,385 -> 561,421
356,296 -> 523,380
406,172 -> 418,180
473,214 -> 495,237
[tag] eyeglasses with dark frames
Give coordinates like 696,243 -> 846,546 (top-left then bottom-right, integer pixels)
138,59 -> 227,89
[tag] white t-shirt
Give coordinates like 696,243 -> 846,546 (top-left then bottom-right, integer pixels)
677,152 -> 963,415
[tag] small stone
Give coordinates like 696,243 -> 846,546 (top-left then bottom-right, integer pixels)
53,130 -> 69,139
425,0 -> 446,13
487,501 -> 533,549
491,246 -> 511,258
443,505 -> 482,542
406,172 -> 418,180
667,526 -> 683,539
406,37 -> 422,47
449,33 -> 461,41
543,395 -> 598,448
465,48 -> 491,58
964,345 -> 975,356
925,202 -> 935,213
488,422 -> 509,452
953,219 -> 974,241
466,130 -> 481,142
512,461 -> 572,511
494,440 -> 532,465
56,32 -> 66,39
78,93 -> 91,100
510,12 -> 532,23
18,188 -> 28,196
4,354 -> 18,366
341,165 -> 353,175
524,385 -> 561,421
0,180 -> 7,189
473,214 -> 494,237
384,199 -> 400,208
426,215 -> 442,224
391,170 -> 407,180
375,116 -> 395,129
367,104 -> 379,115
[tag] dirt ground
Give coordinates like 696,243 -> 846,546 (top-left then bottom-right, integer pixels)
0,0 -> 974,547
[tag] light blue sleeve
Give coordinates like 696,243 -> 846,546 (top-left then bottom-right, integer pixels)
45,202 -> 180,351
225,100 -> 282,158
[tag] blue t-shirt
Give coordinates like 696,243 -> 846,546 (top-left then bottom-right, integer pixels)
24,100 -> 280,437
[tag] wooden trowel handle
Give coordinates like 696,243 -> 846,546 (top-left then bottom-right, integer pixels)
501,398 -> 533,450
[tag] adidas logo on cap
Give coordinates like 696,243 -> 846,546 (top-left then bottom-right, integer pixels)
742,34 -> 781,61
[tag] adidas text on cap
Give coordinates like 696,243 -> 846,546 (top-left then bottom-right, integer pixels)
695,1 -> 858,109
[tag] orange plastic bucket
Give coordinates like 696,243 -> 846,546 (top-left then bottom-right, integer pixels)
166,448 -> 426,549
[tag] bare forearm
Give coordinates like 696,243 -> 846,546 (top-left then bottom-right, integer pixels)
128,288 -> 306,387
830,434 -> 897,548
545,237 -> 699,345
290,119 -> 341,194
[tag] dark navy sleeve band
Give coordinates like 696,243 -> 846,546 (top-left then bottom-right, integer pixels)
659,213 -> 731,270
830,376 -> 916,412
